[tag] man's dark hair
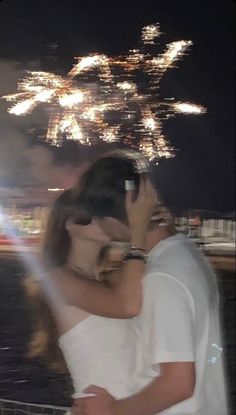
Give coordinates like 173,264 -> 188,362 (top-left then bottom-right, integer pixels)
77,151 -> 149,223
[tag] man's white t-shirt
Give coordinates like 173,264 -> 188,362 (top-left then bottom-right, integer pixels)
130,233 -> 228,414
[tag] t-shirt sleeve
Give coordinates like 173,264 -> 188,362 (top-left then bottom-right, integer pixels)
143,272 -> 196,368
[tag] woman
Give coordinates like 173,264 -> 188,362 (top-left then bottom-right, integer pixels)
25,175 -> 161,400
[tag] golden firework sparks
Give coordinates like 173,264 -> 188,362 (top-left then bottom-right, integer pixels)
117,81 -> 137,92
172,101 -> 207,114
151,41 -> 193,72
2,23 -> 206,160
141,23 -> 161,44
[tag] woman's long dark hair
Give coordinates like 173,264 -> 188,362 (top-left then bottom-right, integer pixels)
25,188 -> 91,372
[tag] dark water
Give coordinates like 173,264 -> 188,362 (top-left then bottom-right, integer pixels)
0,257 -> 72,407
0,257 -> 235,410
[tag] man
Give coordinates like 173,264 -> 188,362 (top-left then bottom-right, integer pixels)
73,150 -> 228,415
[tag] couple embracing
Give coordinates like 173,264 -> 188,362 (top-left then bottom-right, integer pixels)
26,150 -> 228,415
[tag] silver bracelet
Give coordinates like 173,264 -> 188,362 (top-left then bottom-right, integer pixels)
123,253 -> 148,264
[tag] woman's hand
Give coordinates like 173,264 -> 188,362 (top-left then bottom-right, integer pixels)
125,179 -> 157,247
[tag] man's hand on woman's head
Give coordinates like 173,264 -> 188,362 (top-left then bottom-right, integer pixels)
125,178 -> 157,232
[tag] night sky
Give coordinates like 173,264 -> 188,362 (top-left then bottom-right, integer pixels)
0,0 -> 235,211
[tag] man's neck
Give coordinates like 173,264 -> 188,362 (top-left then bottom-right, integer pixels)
145,225 -> 176,253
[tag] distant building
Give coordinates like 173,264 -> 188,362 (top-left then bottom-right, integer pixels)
0,188 -> 235,243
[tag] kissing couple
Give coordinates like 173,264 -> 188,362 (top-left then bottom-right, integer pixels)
25,150 -> 228,415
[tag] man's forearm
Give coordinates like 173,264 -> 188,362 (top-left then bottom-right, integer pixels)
114,365 -> 194,415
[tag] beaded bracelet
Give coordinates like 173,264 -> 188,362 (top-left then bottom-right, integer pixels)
123,253 -> 148,264
128,249 -> 146,257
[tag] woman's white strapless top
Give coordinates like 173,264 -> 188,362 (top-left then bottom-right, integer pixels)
59,315 -> 133,399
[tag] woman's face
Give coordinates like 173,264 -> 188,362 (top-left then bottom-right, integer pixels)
97,217 -> 130,242
66,218 -> 111,245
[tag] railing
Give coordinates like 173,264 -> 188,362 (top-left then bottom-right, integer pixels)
0,398 -> 69,415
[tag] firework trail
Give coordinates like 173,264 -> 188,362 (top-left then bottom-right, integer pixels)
2,23 -> 206,160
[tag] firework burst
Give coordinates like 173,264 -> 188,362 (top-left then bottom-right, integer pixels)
2,23 -> 206,160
